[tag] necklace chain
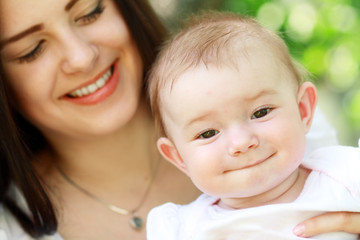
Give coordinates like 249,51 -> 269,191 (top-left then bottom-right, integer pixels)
55,159 -> 160,230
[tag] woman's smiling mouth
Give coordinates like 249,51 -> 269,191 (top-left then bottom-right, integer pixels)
67,66 -> 114,98
63,60 -> 119,105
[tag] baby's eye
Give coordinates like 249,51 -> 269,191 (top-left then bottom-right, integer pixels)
251,108 -> 271,119
198,129 -> 219,139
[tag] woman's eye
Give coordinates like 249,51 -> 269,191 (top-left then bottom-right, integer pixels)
17,40 -> 45,64
76,0 -> 105,24
252,108 -> 271,119
198,129 -> 219,139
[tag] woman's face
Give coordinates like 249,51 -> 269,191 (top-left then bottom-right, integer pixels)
0,0 -> 143,140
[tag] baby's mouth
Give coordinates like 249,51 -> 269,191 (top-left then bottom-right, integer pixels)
66,66 -> 114,98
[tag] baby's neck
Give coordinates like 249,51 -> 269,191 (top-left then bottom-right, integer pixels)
218,167 -> 310,210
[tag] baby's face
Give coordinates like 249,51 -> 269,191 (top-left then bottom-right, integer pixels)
160,47 -> 308,202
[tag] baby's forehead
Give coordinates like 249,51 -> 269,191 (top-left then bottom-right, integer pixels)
158,51 -> 298,122
163,42 -> 286,89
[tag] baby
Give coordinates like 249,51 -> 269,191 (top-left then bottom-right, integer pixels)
147,12 -> 360,240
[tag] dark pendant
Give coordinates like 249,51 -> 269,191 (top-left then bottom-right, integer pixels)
129,216 -> 143,230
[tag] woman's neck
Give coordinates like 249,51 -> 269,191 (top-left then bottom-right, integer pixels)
35,101 -> 158,189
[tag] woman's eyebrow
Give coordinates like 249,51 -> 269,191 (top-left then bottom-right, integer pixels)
0,24 -> 44,50
1,0 -> 79,49
65,0 -> 80,11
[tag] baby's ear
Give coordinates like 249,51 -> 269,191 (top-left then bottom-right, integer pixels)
297,82 -> 318,132
157,137 -> 189,175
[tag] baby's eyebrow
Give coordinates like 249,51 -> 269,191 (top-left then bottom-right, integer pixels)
244,89 -> 277,102
185,112 -> 213,129
183,89 -> 277,128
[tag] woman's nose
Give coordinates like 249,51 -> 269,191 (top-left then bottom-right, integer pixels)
60,30 -> 98,74
227,125 -> 259,156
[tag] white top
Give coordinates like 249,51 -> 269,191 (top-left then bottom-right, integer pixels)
147,143 -> 360,240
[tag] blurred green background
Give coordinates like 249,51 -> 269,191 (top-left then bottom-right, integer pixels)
149,0 -> 360,146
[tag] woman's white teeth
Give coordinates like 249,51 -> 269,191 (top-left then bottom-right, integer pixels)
68,68 -> 112,97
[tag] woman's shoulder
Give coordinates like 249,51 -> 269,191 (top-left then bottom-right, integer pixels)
0,204 -> 63,240
0,185 -> 63,240
0,203 -> 30,240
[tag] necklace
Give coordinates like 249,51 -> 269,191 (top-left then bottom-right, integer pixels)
55,159 -> 160,231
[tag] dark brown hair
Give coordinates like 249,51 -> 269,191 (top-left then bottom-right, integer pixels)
0,0 -> 166,237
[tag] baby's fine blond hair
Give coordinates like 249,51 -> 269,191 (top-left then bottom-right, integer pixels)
148,11 -> 308,137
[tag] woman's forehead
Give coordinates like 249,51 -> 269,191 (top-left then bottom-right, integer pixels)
0,0 -> 95,38
0,0 -> 51,37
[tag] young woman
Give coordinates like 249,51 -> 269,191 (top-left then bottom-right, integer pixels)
0,0 -> 359,239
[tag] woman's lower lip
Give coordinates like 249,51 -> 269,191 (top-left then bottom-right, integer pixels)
63,61 -> 119,105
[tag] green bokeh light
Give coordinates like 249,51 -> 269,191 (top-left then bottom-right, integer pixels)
286,2 -> 317,42
257,2 -> 286,31
326,44 -> 358,91
344,89 -> 360,128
